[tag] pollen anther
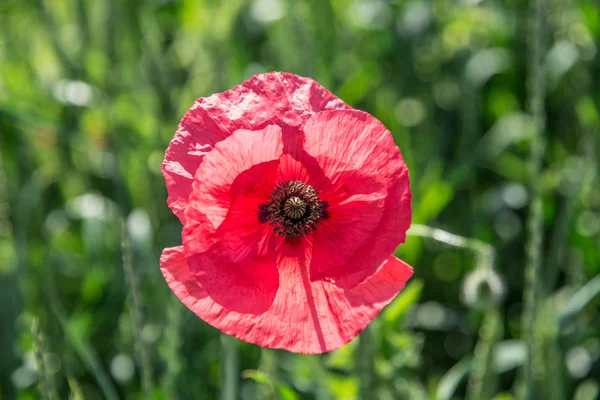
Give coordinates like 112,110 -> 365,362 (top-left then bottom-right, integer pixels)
258,180 -> 328,239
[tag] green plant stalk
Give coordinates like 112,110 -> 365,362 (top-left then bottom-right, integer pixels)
408,225 -> 500,399
558,274 -> 600,326
466,308 -> 503,400
45,244 -> 118,400
67,375 -> 85,400
437,356 -> 473,400
121,222 -> 154,398
32,319 -> 56,400
545,131 -> 595,292
0,143 -> 21,396
449,70 -> 481,188
539,302 -> 564,400
161,299 -> 183,400
520,0 -> 547,396
357,325 -> 375,400
221,335 -> 239,400
543,195 -> 571,291
36,0 -> 76,74
258,349 -> 279,400
408,224 -> 495,269
50,301 -> 119,400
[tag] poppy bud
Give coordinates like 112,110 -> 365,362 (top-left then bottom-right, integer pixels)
462,267 -> 506,310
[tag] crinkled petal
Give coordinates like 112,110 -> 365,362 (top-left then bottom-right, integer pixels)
186,238 -> 278,314
162,72 -> 349,222
182,125 -> 283,255
160,245 -> 413,354
310,195 -> 385,275
162,128 -> 212,221
302,110 -> 411,287
161,73 -> 414,354
323,173 -> 412,288
181,125 -> 285,312
184,161 -> 280,313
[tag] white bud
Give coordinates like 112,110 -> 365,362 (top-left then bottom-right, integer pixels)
462,268 -> 506,310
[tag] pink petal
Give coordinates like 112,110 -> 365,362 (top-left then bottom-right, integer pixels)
182,125 -> 283,255
302,110 -> 412,287
160,244 -> 413,354
181,124 -> 286,312
163,72 -> 349,223
162,128 -> 211,222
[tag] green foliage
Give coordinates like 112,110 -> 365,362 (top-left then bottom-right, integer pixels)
1,0 -> 600,399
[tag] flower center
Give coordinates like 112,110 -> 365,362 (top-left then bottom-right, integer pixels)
258,180 -> 328,239
283,196 -> 306,219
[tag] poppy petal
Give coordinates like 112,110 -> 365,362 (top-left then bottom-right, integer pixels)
162,72 -> 349,222
161,73 -> 413,354
326,171 -> 411,289
309,195 -> 385,280
302,110 -> 411,287
182,124 -> 283,255
181,124 -> 287,313
160,244 -> 413,354
184,160 -> 281,314
162,128 -> 212,222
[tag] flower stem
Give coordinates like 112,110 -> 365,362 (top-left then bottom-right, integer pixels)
521,0 -> 547,396
221,335 -> 239,400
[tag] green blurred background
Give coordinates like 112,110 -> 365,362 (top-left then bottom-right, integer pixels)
1,0 -> 600,399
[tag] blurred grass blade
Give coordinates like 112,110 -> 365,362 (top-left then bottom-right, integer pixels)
67,375 -> 85,400
520,0 -> 548,395
493,341 -> 527,373
245,349 -> 298,400
436,356 -> 472,400
258,348 -> 279,400
121,221 -> 154,398
277,385 -> 300,400
558,274 -> 600,326
538,302 -> 564,400
242,369 -> 272,386
382,279 -> 423,326
31,318 -> 56,400
221,335 -> 239,400
408,224 -> 495,268
50,303 -> 118,400
467,308 -> 503,400
357,325 -> 375,400
161,299 -> 183,400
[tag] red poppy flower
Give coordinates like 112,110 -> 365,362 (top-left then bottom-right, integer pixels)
160,72 -> 413,353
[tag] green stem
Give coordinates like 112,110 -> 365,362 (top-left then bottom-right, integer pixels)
221,335 -> 239,400
408,224 -> 495,269
161,299 -> 183,400
558,274 -> 600,326
466,309 -> 503,400
521,0 -> 547,396
258,349 -> 279,400
32,319 -> 55,400
49,301 -> 119,400
121,222 -> 154,398
539,302 -> 564,400
357,325 -> 375,400
410,225 -> 501,399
